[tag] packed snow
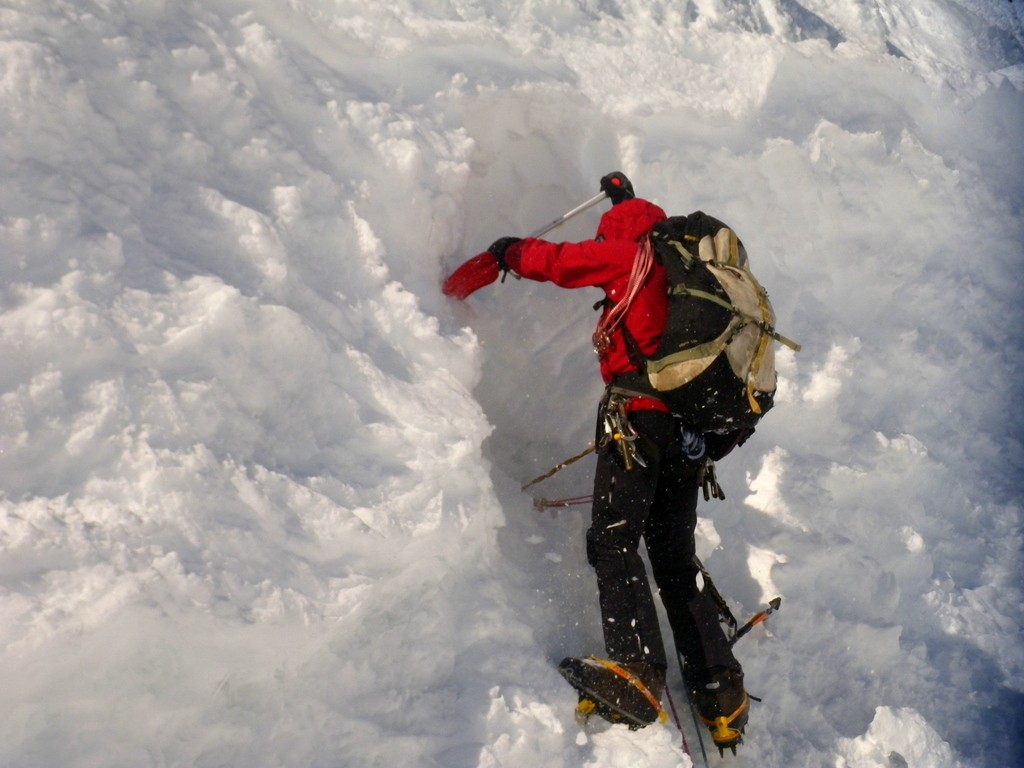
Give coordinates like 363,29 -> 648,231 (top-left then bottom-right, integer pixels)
1,0 -> 1022,766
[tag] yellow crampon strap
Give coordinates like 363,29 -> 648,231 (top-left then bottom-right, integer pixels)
701,693 -> 749,744
588,657 -> 669,725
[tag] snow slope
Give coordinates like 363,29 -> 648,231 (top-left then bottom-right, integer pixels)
1,1 -> 1021,766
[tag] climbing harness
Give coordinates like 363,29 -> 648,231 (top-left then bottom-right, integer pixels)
600,393 -> 647,470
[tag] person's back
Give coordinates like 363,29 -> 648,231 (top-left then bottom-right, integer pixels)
501,196 -> 670,386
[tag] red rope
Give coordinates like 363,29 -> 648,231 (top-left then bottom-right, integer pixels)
665,684 -> 692,759
593,237 -> 654,355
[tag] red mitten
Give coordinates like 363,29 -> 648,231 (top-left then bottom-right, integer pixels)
441,251 -> 500,299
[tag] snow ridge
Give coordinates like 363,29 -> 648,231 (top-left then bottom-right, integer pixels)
1,1 -> 1021,766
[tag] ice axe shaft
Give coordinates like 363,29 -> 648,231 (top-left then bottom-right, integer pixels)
527,191 -> 608,239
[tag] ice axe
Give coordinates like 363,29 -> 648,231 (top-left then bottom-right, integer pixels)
442,191 -> 608,300
729,596 -> 782,646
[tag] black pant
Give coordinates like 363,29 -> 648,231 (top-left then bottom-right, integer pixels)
587,409 -> 740,676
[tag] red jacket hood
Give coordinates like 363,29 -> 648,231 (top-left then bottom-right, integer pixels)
596,198 -> 667,242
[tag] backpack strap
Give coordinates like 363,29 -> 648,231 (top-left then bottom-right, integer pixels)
644,316 -> 746,376
666,281 -> 797,415
618,319 -> 649,372
668,284 -> 800,351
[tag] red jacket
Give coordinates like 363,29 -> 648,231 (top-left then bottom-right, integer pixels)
504,199 -> 669,409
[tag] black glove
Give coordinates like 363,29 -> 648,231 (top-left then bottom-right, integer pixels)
487,236 -> 522,278
600,171 -> 635,205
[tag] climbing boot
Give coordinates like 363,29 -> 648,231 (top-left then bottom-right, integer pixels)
690,666 -> 748,755
559,656 -> 667,729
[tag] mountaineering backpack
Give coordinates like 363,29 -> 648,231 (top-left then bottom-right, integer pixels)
622,212 -> 799,433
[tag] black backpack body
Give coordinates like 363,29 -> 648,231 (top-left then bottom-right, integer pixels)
623,211 -> 798,433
